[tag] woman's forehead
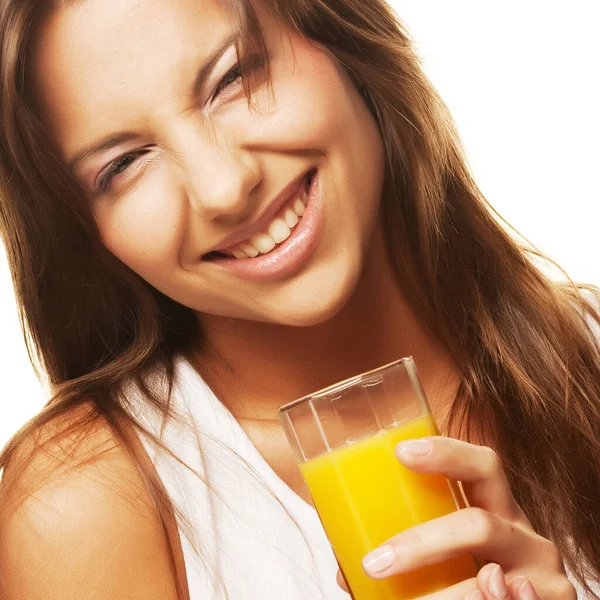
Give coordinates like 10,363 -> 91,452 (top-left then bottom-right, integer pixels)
30,0 -> 248,162
30,0 -> 287,163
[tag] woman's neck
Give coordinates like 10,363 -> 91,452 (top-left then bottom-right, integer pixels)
192,234 -> 461,432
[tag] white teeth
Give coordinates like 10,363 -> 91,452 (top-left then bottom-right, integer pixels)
240,243 -> 259,258
224,179 -> 311,259
293,196 -> 306,217
251,233 -> 276,254
268,218 -> 291,244
284,208 -> 299,228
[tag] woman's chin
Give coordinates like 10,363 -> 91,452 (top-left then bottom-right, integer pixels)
263,269 -> 361,328
191,256 -> 365,328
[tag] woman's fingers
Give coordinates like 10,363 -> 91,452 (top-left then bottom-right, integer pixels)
506,576 -> 541,600
476,563 -> 512,600
476,565 -> 542,600
361,507 -> 538,579
336,437 -> 560,598
395,437 -> 530,525
335,568 -> 348,593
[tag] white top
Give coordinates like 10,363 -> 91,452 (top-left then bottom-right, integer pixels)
133,356 -> 349,599
132,354 -> 597,599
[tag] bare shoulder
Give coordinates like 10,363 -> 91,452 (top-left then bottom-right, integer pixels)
0,401 -> 183,600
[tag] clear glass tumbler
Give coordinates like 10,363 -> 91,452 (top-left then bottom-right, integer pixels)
278,357 -> 478,600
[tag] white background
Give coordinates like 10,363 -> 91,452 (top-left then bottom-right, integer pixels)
1,1 -> 599,449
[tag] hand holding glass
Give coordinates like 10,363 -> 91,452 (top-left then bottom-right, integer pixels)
278,357 -> 478,600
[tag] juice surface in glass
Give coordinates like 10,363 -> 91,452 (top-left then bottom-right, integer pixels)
299,415 -> 477,600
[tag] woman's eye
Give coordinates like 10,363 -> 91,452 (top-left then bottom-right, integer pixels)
213,54 -> 267,100
215,64 -> 243,96
94,152 -> 140,195
90,55 -> 269,196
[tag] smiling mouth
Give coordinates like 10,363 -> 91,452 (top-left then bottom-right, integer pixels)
203,169 -> 315,261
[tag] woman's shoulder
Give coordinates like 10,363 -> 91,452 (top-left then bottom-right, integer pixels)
0,401 -> 182,600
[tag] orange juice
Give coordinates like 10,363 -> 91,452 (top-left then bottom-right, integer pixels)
299,416 -> 477,599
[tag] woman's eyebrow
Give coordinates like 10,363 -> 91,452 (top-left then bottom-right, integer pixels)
68,132 -> 141,172
192,30 -> 239,97
67,30 -> 240,172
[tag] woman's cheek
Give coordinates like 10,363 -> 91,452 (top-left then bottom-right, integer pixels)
228,35 -> 354,152
95,180 -> 185,277
282,70 -> 352,148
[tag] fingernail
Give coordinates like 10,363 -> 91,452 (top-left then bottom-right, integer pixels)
362,545 -> 395,574
489,565 -> 509,599
518,579 -> 538,600
397,439 -> 432,457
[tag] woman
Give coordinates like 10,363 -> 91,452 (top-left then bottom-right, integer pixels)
0,0 -> 598,598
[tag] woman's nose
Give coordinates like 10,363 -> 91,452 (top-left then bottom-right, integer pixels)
184,150 -> 262,224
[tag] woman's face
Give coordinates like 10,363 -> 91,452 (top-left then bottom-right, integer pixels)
32,0 -> 386,327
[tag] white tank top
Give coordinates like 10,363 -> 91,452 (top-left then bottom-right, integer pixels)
132,354 -> 597,599
133,355 -> 349,599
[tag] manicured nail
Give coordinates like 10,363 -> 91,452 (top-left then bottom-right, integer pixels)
517,579 -> 538,600
397,438 -> 432,457
362,545 -> 395,574
489,565 -> 509,599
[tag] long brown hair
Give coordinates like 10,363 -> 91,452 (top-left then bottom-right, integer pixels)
1,0 -> 599,597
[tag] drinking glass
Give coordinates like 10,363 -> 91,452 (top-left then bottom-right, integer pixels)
278,357 -> 478,600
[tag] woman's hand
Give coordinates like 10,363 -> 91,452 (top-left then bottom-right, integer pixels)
335,437 -> 577,599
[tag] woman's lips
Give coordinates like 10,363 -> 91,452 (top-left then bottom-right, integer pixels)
210,173 -> 311,259
202,168 -> 322,281
204,170 -> 311,257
